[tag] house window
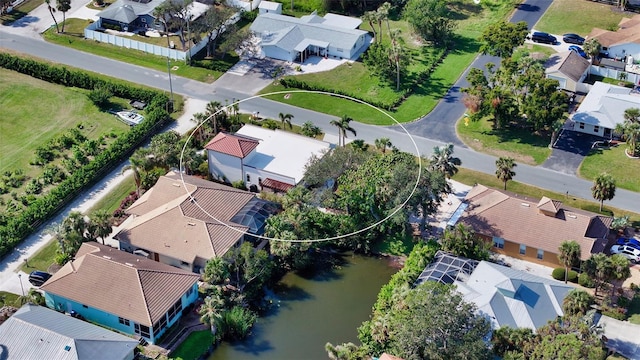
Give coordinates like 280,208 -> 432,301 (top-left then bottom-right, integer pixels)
537,249 -> 544,260
492,237 -> 504,249
134,323 -> 151,338
186,286 -> 194,297
519,244 -> 526,255
579,122 -> 585,129
82,305 -> 88,309
246,174 -> 251,183
594,126 -> 599,133
119,317 -> 130,326
154,315 -> 168,333
167,299 -> 183,322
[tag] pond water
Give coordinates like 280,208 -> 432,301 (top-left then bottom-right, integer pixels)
209,254 -> 397,360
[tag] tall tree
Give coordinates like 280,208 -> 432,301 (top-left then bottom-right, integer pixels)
591,172 -> 616,212
330,115 -> 357,147
615,107 -> 640,157
403,0 -> 455,47
193,6 -> 236,58
441,223 -> 490,261
429,144 -> 461,178
199,291 -> 226,335
278,112 -> 294,129
324,342 -> 360,360
45,0 -> 60,33
56,0 -> 71,33
374,138 -> 392,153
562,289 -> 595,316
480,21 -> 529,59
377,2 -> 392,40
582,253 -> 612,297
88,209 -> 113,245
558,240 -> 581,283
608,253 -> 631,298
389,28 -> 407,90
583,38 -> 601,80
495,157 -> 516,190
362,11 -> 378,40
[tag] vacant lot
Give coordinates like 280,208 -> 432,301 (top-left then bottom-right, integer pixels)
0,69 -> 130,206
535,0 -> 626,35
579,144 -> 640,192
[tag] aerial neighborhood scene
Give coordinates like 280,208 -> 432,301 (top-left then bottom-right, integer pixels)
3,0 -> 640,358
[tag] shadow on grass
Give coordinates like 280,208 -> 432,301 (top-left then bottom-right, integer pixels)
448,0 -> 483,21
484,126 -> 550,148
1,11 -> 31,26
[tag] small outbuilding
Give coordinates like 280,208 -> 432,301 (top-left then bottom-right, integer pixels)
545,50 -> 590,93
258,0 -> 282,14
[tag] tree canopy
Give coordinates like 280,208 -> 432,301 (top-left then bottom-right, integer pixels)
403,0 -> 455,47
480,21 -> 529,58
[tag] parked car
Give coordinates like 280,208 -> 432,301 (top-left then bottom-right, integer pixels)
610,245 -> 640,263
563,33 -> 585,45
568,45 -> 588,59
531,32 -> 557,44
615,237 -> 640,251
28,271 -> 52,287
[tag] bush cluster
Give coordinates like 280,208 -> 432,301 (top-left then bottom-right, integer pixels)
551,267 -> 578,283
0,54 -> 171,258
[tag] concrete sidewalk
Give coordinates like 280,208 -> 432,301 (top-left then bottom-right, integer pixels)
0,99 -> 207,296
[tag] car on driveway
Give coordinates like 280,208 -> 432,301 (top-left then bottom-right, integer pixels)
610,245 -> 640,263
569,45 -> 588,59
563,33 -> 585,45
28,271 -> 52,287
531,32 -> 557,44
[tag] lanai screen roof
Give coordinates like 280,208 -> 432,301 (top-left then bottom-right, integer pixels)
415,251 -> 479,285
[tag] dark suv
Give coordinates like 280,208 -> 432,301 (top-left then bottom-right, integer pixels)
531,32 -> 557,44
28,271 -> 52,287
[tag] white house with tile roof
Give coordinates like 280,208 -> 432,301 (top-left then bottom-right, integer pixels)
40,242 -> 200,345
249,11 -> 370,62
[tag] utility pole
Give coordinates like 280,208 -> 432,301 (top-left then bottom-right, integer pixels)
18,274 -> 25,297
165,29 -> 175,112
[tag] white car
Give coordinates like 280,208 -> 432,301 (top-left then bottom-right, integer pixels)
610,245 -> 640,264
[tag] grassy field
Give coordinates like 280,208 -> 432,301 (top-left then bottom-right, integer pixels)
43,19 -> 224,83
88,174 -> 136,215
169,330 -> 213,360
19,240 -> 58,273
0,291 -> 21,307
579,145 -> 640,192
456,116 -> 552,165
0,68 -> 131,186
535,0 -> 626,35
451,167 -> 640,226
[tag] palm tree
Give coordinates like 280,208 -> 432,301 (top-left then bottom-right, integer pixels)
330,115 -> 357,147
583,253 -> 611,297
205,100 -> 223,134
583,38 -> 601,79
199,293 -> 226,335
45,0 -> 59,33
430,144 -> 461,179
608,254 -> 631,298
562,289 -> 594,316
56,0 -> 71,33
362,11 -> 377,40
558,240 -> 581,283
121,155 -> 147,196
378,2 -> 392,40
278,113 -> 294,130
374,137 -> 392,153
495,157 -> 516,190
591,172 -> 616,212
615,107 -> 640,156
89,210 -> 113,245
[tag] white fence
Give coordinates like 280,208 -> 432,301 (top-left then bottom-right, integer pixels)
590,65 -> 640,85
84,22 -> 207,61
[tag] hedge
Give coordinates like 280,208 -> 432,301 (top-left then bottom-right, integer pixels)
0,54 -> 171,258
551,268 -> 578,283
578,273 -> 596,288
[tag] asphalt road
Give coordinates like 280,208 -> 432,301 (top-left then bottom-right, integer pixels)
2,0 -> 640,213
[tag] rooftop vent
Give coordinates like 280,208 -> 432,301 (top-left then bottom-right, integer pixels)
568,214 -> 578,219
521,203 -> 530,207
64,345 -> 71,352
102,256 -> 111,260
125,262 -> 134,267
172,183 -> 180,187
187,222 -> 196,226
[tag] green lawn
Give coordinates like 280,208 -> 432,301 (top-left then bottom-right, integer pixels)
0,0 -> 44,25
456,116 -> 552,165
579,145 -> 640,193
0,291 -> 21,307
0,68 -> 131,201
535,0 -> 626,35
451,167 -> 640,227
43,19 -> 222,83
169,330 -> 213,360
88,173 -> 136,215
628,293 -> 640,325
19,240 -> 58,273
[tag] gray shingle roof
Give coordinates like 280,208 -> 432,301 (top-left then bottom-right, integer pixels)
97,0 -> 167,22
0,304 -> 137,360
250,12 -> 366,53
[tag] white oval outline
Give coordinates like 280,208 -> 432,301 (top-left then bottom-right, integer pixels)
179,90 -> 422,243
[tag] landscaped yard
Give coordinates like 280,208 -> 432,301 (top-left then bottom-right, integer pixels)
0,0 -> 44,25
579,145 -> 640,192
535,0 -> 626,35
19,240 -> 58,273
628,292 -> 640,325
0,291 -> 21,307
169,330 -> 214,360
0,68 -> 131,206
456,116 -> 552,165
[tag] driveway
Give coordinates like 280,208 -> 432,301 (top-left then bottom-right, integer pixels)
542,129 -> 603,174
597,315 -> 640,360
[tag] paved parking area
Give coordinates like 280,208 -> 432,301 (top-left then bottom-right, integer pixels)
542,129 -> 603,174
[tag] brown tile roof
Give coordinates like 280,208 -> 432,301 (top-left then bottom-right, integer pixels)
537,196 -> 562,214
460,186 -> 612,260
204,132 -> 259,158
588,14 -> 640,47
40,243 -> 199,327
545,51 -> 590,82
118,172 -> 256,261
260,178 -> 294,192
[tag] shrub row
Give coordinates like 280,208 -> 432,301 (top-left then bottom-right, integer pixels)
551,267 -> 579,283
278,48 -> 448,111
0,54 -> 171,258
